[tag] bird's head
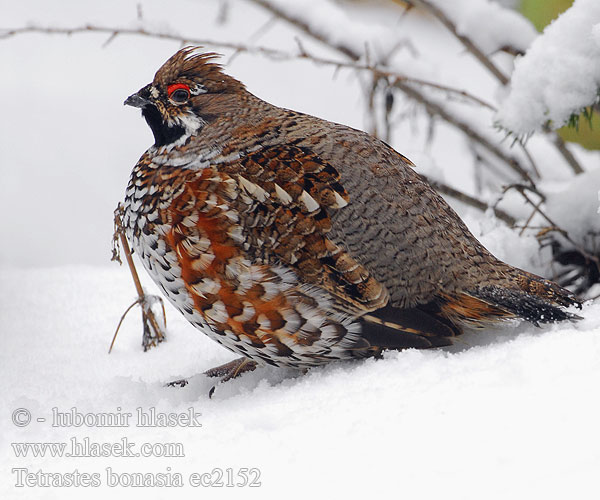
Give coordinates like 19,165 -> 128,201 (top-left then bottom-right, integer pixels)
125,47 -> 246,147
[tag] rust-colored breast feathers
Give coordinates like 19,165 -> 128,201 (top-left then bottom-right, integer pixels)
154,153 -> 372,365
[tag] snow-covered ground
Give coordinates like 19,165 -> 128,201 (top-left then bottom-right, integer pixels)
2,1 -> 600,498
2,267 -> 600,499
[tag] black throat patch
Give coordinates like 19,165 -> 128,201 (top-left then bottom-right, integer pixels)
142,104 -> 185,147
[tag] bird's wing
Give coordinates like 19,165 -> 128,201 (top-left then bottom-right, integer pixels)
215,140 -> 504,347
217,144 -> 390,314
162,142 -> 479,352
280,119 -> 509,309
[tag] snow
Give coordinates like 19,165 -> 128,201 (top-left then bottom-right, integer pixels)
268,0 -> 537,59
496,0 -> 600,134
428,0 -> 538,54
2,266 -> 600,499
254,0 -> 400,60
2,0 -> 600,498
544,167 -> 600,247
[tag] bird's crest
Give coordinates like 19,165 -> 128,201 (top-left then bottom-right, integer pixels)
153,47 -> 245,93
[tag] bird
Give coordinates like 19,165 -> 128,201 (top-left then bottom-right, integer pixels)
121,47 -> 581,383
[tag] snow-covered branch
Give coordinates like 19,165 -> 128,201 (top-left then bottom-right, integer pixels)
0,24 -> 492,110
406,0 -> 536,85
496,0 -> 600,135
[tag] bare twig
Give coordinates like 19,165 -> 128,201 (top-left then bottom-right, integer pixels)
408,0 -> 586,177
497,45 -> 526,57
216,0 -> 229,25
546,128 -> 585,175
0,24 -> 285,57
510,186 -> 600,273
396,81 -> 536,185
502,183 -> 546,202
113,207 -> 149,306
102,31 -> 118,48
246,0 -> 358,60
1,20 -> 533,185
246,2 -> 537,187
389,76 -> 495,111
400,3 -> 584,183
406,0 -> 509,85
424,176 -> 516,226
112,204 -> 166,351
366,74 -> 380,137
517,141 -> 541,178
518,198 -> 543,237
243,1 -> 534,184
248,0 -> 580,183
109,299 -> 140,353
0,24 -> 494,110
383,87 -> 394,143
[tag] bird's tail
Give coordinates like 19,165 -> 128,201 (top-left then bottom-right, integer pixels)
449,268 -> 582,327
357,267 -> 582,355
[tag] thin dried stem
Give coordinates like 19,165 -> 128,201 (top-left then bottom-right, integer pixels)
547,129 -> 585,175
246,0 -> 358,60
406,0 -> 509,85
114,205 -> 147,301
248,0 -> 493,111
109,299 -> 140,353
112,204 -> 166,350
0,25 -> 282,57
402,0 -> 586,182
424,176 -> 516,226
518,199 -> 543,237
510,186 -> 600,273
0,24 -> 494,110
411,0 -> 587,178
517,142 -> 541,179
396,81 -> 536,185
243,2 -> 533,183
249,0 -> 579,184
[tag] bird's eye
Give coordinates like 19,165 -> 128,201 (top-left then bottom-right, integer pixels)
167,83 -> 191,103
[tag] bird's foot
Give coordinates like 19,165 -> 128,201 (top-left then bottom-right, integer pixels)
204,357 -> 258,398
165,378 -> 189,388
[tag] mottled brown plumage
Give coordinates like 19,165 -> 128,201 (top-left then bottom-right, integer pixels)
122,48 -> 581,376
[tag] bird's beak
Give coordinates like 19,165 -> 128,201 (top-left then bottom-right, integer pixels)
124,91 -> 151,108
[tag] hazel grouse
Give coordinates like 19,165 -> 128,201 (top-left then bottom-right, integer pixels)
121,48 -> 581,381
